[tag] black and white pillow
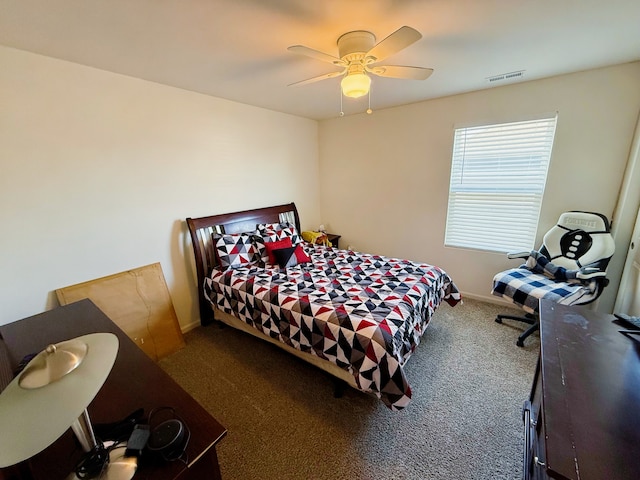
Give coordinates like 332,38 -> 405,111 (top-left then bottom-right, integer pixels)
256,222 -> 282,234
254,222 -> 302,263
213,233 -> 259,269
257,222 -> 302,244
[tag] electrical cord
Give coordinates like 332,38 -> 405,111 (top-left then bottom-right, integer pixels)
75,406 -> 191,477
74,440 -> 126,479
74,442 -> 108,479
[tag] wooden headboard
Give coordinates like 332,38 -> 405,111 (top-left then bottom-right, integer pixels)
186,202 -> 300,326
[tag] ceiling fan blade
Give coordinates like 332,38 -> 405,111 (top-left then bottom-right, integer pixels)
366,26 -> 422,63
368,65 -> 433,80
287,45 -> 345,66
288,70 -> 345,87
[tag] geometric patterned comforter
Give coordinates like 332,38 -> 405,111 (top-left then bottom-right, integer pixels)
204,244 -> 461,410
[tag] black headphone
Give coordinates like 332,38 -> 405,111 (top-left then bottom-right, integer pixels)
146,407 -> 190,463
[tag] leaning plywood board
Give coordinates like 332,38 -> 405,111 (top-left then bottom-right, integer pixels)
56,263 -> 185,361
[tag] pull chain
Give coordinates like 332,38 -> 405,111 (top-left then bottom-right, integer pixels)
338,81 -> 373,116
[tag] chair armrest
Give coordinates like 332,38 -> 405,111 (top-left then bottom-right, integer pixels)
507,251 -> 531,260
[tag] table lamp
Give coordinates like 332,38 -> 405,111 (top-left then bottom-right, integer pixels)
0,333 -> 123,478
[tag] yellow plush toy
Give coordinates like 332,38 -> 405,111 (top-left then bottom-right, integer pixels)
302,230 -> 332,247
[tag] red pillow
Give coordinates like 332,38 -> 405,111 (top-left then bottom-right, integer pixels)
264,238 -> 293,265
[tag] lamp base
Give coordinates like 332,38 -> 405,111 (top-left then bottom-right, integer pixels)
66,447 -> 137,480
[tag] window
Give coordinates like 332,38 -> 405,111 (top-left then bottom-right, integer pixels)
445,115 -> 557,253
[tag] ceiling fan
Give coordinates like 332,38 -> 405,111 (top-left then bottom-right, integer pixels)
287,26 -> 433,100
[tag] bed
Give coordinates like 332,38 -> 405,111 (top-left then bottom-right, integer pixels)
186,203 -> 461,410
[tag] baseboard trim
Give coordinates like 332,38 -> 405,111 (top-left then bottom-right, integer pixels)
180,319 -> 201,333
459,291 -> 516,308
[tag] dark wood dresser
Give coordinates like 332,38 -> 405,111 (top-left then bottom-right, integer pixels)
524,300 -> 640,479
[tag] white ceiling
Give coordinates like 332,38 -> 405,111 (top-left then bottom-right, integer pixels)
1,0 -> 639,120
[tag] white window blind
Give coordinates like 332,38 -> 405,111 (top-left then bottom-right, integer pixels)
445,115 -> 557,253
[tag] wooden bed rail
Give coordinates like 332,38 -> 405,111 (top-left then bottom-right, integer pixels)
186,202 -> 300,326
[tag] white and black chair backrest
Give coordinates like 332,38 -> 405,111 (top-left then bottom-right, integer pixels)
540,211 -> 615,271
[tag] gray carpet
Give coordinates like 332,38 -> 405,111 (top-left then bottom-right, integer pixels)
159,298 -> 538,480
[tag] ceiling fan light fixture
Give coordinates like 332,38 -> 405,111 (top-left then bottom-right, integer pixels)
341,72 -> 371,98
288,26 -> 431,111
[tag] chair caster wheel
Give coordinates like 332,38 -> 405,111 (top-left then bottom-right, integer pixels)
495,316 -> 503,324
516,339 -> 524,347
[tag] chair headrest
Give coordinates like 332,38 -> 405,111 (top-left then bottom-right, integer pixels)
542,211 -> 615,269
556,211 -> 610,233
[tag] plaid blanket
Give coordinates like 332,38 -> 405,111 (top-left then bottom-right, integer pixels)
492,251 -> 601,314
205,243 -> 460,410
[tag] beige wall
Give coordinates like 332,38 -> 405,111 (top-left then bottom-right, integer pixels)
3,45 -> 638,328
0,46 -> 321,328
318,62 -> 640,312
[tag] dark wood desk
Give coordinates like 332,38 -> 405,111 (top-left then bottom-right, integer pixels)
524,301 -> 640,479
0,299 -> 227,480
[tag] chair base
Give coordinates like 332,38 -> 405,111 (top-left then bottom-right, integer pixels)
495,313 -> 539,347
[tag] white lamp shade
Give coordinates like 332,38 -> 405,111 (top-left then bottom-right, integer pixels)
0,333 -> 119,467
341,73 -> 371,98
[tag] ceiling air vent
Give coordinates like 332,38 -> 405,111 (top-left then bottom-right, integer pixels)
486,70 -> 525,84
